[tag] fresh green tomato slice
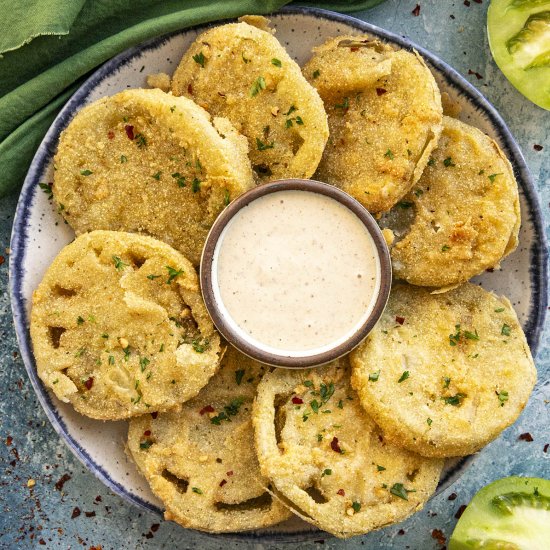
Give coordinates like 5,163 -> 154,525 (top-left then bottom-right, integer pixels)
488,0 -> 550,109
449,476 -> 550,549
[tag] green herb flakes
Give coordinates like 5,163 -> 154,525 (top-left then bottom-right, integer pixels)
384,149 -> 395,160
501,324 -> 512,336
224,189 -> 231,206
271,58 -> 282,67
192,52 -> 206,67
140,440 -> 152,450
151,171 -> 161,180
165,266 -> 183,284
398,371 -> 410,383
256,137 -> 274,151
494,307 -> 505,313
235,369 -> 245,385
352,501 -> 361,513
80,169 -> 93,176
443,157 -> 456,167
38,182 -> 53,199
192,487 -> 203,494
112,256 -> 128,271
442,393 -> 466,406
322,468 -> 332,477
312,69 -> 321,79
334,97 -> 349,110
441,244 -> 451,252
192,338 -> 210,353
390,483 -> 415,501
210,397 -> 244,425
496,390 -> 509,406
250,76 -> 266,97
488,173 -> 503,183
377,465 -> 386,471
369,370 -> 380,382
77,316 -> 85,325
427,418 -> 433,426
191,177 -> 201,193
140,357 -> 150,372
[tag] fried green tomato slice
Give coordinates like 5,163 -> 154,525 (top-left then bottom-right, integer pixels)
386,116 -> 521,288
171,18 -> 328,183
253,360 -> 443,538
53,88 -> 254,266
30,231 -> 222,420
351,283 -> 536,458
128,346 -> 292,533
303,36 -> 442,213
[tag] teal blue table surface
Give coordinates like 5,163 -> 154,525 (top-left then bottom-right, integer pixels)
1,1 -> 548,548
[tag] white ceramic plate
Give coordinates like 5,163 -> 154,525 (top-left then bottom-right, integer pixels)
10,7 -> 548,543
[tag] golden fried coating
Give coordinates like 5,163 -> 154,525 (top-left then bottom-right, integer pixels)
53,88 -> 254,266
128,346 -> 292,532
30,231 -> 222,420
351,284 -> 536,458
253,360 -> 442,538
303,37 -> 442,213
171,18 -> 328,183
386,116 -> 520,287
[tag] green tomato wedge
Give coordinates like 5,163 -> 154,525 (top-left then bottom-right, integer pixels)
488,0 -> 550,109
449,476 -> 550,549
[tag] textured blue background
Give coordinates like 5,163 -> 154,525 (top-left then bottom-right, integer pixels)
1,1 -> 548,548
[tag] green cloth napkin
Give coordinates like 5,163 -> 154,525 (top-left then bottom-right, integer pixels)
0,0 -> 384,198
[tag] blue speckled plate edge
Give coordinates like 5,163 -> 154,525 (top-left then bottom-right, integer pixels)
8,6 -> 548,544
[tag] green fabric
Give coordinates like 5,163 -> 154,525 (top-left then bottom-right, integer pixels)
0,0 -> 384,198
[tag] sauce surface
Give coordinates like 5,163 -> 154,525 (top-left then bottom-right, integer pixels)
214,190 -> 380,354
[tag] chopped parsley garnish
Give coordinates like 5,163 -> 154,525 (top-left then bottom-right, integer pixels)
171,172 -> 186,187
170,105 -> 176,112
414,188 -> 424,197
112,256 -> 128,271
427,158 -> 436,166
497,390 -> 509,406
242,52 -> 250,64
310,399 -> 320,413
501,324 -> 511,336
319,382 -> 335,403
192,52 -> 206,67
77,316 -> 85,325
442,393 -> 466,406
352,501 -> 361,513
397,201 -> 413,208
398,371 -> 410,383
124,346 -> 131,361
377,465 -> 386,472
250,76 -> 266,97
337,399 -> 344,409
334,97 -> 349,110
139,440 -> 152,450
191,177 -> 201,193
384,149 -> 395,160
463,329 -> 479,341
427,418 -> 433,426
80,169 -> 93,176
390,483 -> 416,501
295,116 -> 304,125
210,397 -> 244,425
303,380 -> 314,388
192,337 -> 210,353
494,307 -> 505,313
441,244 -> 451,252
271,58 -> 282,67
120,155 -> 127,163
192,487 -> 203,494
224,189 -> 231,206
285,105 -> 297,116
443,157 -> 456,167
140,357 -> 150,372
38,182 -> 53,199
488,173 -> 503,183
108,355 -> 115,365
101,333 -> 108,339
322,468 -> 332,477
443,377 -> 451,389
478,169 -> 485,175
312,69 -> 321,79
256,137 -> 274,151
165,266 -> 184,284
235,369 -> 245,385
317,434 -> 323,442
147,274 -> 161,280
151,171 -> 161,180
369,370 -> 380,382
135,133 -> 147,148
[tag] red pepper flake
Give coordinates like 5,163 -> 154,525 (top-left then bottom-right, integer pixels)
519,432 -> 533,442
448,492 -> 457,501
226,470 -> 234,477
0,256 -> 4,266
412,4 -> 421,16
395,316 -> 405,325
534,144 -> 543,152
124,125 -> 135,140
107,131 -> 115,140
84,377 -> 94,390
95,495 -> 102,503
71,507 -> 81,519
55,473 -> 71,491
143,430 -> 151,437
376,88 -> 387,96
432,529 -> 446,546
199,405 -> 215,415
330,437 -> 343,453
6,436 -> 12,446
187,83 -> 193,95
85,511 -> 96,518
337,488 -> 345,496
291,396 -> 304,405
151,412 -> 158,419
151,524 -> 160,533
486,267 -> 495,273
38,540 -> 46,546
219,479 -> 227,487
544,443 -> 549,453
350,47 -> 359,52
455,504 -> 467,519
398,529 -> 405,535
473,0 -> 481,3
468,69 -> 483,80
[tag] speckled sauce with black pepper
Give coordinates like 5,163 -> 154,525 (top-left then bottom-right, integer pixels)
215,190 -> 380,352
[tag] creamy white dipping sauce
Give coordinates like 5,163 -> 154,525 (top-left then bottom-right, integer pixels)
213,190 -> 380,355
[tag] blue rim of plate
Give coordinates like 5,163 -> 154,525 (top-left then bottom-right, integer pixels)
9,6 -> 548,543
